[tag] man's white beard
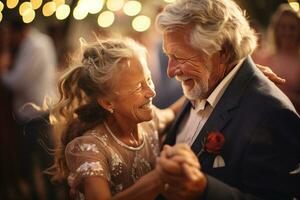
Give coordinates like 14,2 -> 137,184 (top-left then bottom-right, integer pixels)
182,80 -> 208,100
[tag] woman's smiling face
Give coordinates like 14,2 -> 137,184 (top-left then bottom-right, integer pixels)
110,56 -> 156,125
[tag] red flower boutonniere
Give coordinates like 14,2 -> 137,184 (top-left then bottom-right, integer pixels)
197,131 -> 225,157
205,131 -> 225,154
198,131 -> 226,168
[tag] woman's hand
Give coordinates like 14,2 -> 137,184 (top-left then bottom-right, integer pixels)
257,64 -> 285,85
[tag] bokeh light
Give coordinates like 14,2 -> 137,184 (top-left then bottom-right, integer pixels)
289,2 -> 299,12
19,2 -> 33,16
0,1 -> 4,12
0,12 -> 3,22
106,0 -> 124,11
31,0 -> 42,10
22,9 -> 35,23
132,15 -> 151,32
73,4 -> 89,20
97,11 -> 115,28
123,1 -> 141,16
88,0 -> 104,14
42,1 -> 56,16
55,4 -> 70,20
7,0 -> 19,9
53,0 -> 65,7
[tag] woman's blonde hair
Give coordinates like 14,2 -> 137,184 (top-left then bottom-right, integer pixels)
48,37 -> 147,181
156,0 -> 257,65
267,3 -> 300,54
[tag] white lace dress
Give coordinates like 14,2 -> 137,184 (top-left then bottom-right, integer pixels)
65,117 -> 160,199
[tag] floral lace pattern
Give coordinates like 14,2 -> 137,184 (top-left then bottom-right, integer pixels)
67,161 -> 107,188
91,132 -> 108,147
131,153 -> 152,182
78,143 -> 99,153
150,130 -> 159,157
76,161 -> 104,176
65,119 -> 160,199
111,153 -> 123,177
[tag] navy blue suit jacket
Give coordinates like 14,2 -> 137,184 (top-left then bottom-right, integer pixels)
161,57 -> 300,200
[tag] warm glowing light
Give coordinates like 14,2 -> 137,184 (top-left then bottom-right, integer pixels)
22,9 -> 35,23
164,0 -> 175,3
7,0 -> 19,9
55,4 -> 70,20
53,0 -> 65,7
123,1 -> 141,16
106,0 -> 124,11
0,2 -> 4,12
88,0 -> 104,14
73,5 -> 88,20
42,1 -> 56,16
289,2 -> 299,12
132,15 -> 151,32
19,2 -> 33,16
0,12 -> 3,22
31,0 -> 42,9
97,11 -> 115,28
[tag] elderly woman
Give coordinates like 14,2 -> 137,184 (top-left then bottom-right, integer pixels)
49,37 -> 189,200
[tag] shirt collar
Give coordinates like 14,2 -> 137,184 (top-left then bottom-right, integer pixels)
193,59 -> 244,112
207,59 -> 244,108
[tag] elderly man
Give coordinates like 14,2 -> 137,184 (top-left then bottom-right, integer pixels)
155,0 -> 300,199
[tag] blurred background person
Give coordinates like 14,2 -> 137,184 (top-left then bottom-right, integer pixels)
262,4 -> 300,113
1,16 -> 59,200
0,22 -> 24,200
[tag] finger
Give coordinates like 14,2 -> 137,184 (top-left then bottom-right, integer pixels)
156,162 -> 187,190
182,163 -> 201,181
256,64 -> 267,71
169,155 -> 200,169
162,144 -> 172,151
157,156 -> 183,175
160,169 -> 186,183
264,71 -> 286,84
170,149 -> 198,163
256,64 -> 285,85
166,145 -> 198,162
269,75 -> 286,85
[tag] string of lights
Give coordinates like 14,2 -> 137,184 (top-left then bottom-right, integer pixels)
0,0 -> 176,32
1,0 -> 298,32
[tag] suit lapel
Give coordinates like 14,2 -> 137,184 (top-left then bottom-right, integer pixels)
191,57 -> 256,156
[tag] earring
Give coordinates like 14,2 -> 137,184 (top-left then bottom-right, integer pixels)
108,108 -> 114,114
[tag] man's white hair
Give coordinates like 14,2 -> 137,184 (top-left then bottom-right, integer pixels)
156,0 -> 257,65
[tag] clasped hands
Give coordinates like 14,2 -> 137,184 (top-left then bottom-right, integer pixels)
155,144 -> 207,200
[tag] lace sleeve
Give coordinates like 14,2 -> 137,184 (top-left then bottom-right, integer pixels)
65,135 -> 110,189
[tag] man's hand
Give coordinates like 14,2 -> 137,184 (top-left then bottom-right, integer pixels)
257,64 -> 285,85
156,144 -> 207,200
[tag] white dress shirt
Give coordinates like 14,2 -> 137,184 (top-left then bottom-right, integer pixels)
176,59 -> 244,145
2,28 -> 57,121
